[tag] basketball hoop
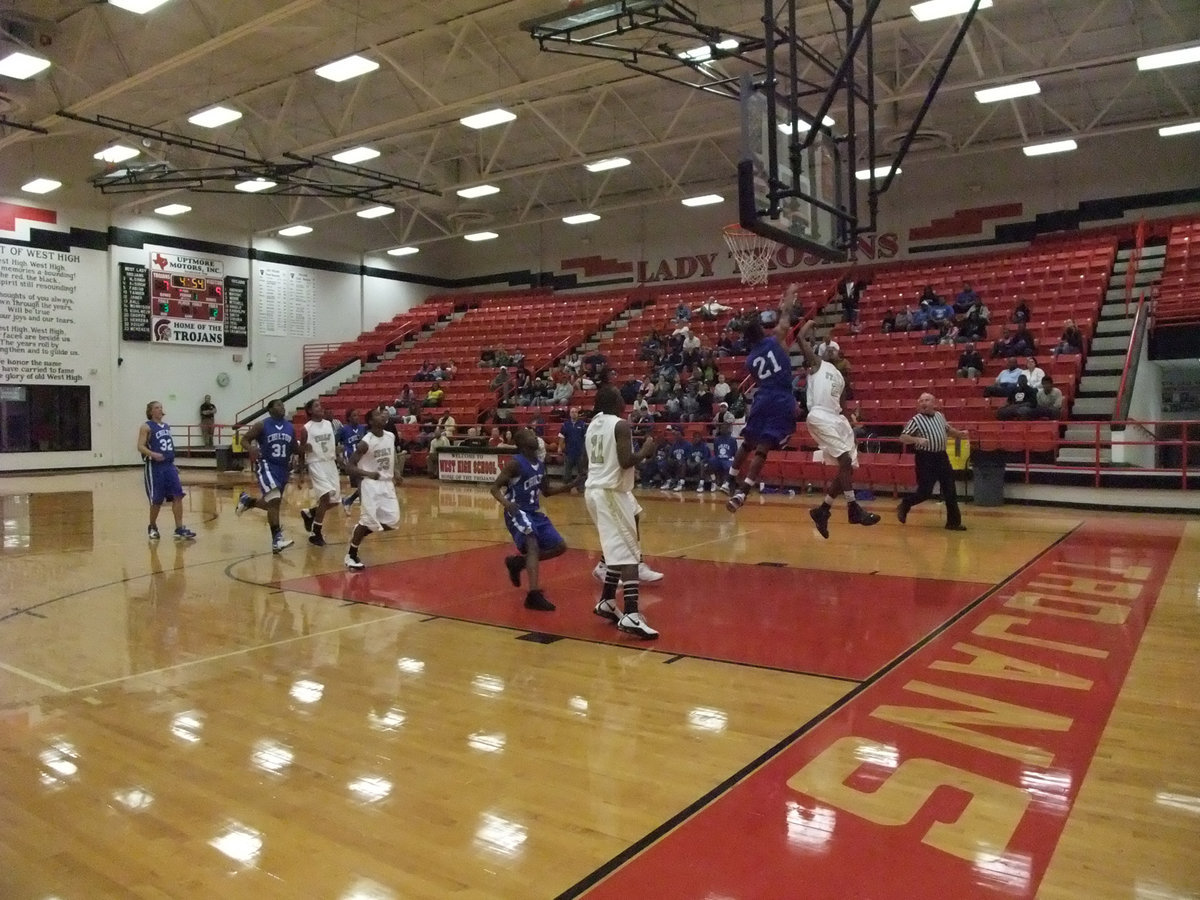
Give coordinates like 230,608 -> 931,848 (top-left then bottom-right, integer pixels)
723,224 -> 777,286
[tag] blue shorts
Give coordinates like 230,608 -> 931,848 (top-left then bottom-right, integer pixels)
742,390 -> 797,449
255,460 -> 290,496
144,461 -> 185,505
712,458 -> 733,476
505,509 -> 565,555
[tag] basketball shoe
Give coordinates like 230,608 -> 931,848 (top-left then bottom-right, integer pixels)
524,590 -> 555,612
272,533 -> 294,554
617,611 -> 658,639
726,491 -> 747,513
344,553 -> 364,570
505,555 -> 525,587
300,509 -> 314,534
810,505 -> 831,539
848,502 -> 881,527
593,598 -> 620,623
147,525 -> 160,541
235,492 -> 253,516
173,526 -> 196,541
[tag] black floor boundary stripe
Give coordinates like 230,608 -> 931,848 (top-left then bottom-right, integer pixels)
553,523 -> 1083,900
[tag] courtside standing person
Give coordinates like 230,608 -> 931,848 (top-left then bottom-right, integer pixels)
896,392 -> 969,531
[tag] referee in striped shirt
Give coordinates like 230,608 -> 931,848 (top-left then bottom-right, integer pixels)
896,392 -> 969,531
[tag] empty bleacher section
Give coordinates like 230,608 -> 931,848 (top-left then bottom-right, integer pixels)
1154,219 -> 1200,328
311,297 -> 461,372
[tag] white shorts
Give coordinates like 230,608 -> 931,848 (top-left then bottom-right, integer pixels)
358,481 -> 400,532
308,460 -> 341,502
805,409 -> 858,462
585,488 -> 642,567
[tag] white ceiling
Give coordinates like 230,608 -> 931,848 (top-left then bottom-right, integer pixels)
1,0 -> 1196,257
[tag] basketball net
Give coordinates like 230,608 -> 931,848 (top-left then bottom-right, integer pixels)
723,224 -> 777,286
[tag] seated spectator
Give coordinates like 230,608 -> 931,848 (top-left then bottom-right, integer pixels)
429,363 -> 446,381
712,373 -> 731,403
493,346 -> 512,368
1011,299 -> 1032,324
716,333 -> 737,356
1052,319 -> 1084,356
490,366 -> 513,405
459,426 -> 488,448
881,309 -> 896,333
959,307 -> 988,342
435,411 -> 456,439
984,358 -> 1023,397
1022,357 -> 1045,390
894,307 -> 913,332
398,384 -> 416,410
428,429 -> 452,475
413,360 -> 434,381
550,377 -> 575,407
1031,376 -> 1064,419
682,328 -> 702,356
563,350 -> 583,374
488,427 -> 508,447
909,305 -> 930,331
619,378 -> 643,405
713,401 -> 736,427
956,344 -> 985,380
928,297 -> 955,327
444,360 -> 458,379
695,296 -> 732,319
938,323 -> 960,345
953,282 -> 980,314
674,302 -> 691,323
680,388 -> 700,422
992,323 -> 1035,358
918,285 -> 941,309
422,385 -> 444,407
996,375 -> 1037,420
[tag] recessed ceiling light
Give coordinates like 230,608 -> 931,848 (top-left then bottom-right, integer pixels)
107,0 -> 172,12
563,213 -> 601,224
681,194 -> 724,206
330,146 -> 380,164
21,178 -> 61,194
155,204 -> 191,216
278,225 -> 313,237
387,247 -> 419,256
456,185 -> 500,199
356,205 -> 394,219
584,157 -> 631,172
778,115 -> 836,134
975,80 -> 1041,103
315,54 -> 379,82
188,106 -> 242,128
235,179 -> 276,193
1159,121 -> 1200,137
0,51 -> 51,80
464,231 -> 499,242
459,109 -> 516,130
855,165 -> 901,180
1022,139 -> 1077,156
910,0 -> 992,22
1137,45 -> 1200,71
93,145 -> 140,164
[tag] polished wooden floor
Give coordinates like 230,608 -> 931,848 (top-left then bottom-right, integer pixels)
0,470 -> 1197,899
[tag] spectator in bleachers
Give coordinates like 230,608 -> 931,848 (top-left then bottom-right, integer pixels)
384,399 -> 398,418
564,350 -> 583,375
716,332 -> 737,356
493,347 -> 512,368
995,375 -> 1037,420
459,427 -> 487,448
429,363 -> 446,381
675,302 -> 691,324
663,388 -> 683,422
1031,376 -> 1064,419
956,344 -> 986,380
557,407 -> 588,484
881,308 -> 897,333
832,273 -> 868,331
413,360 -> 434,381
491,366 -> 513,405
959,301 -> 989,342
695,380 -> 714,421
991,323 -> 1035,358
1011,298 -> 1032,324
953,282 -> 980,314
1022,357 -> 1046,390
894,307 -> 913,332
424,385 -> 445,407
681,387 -> 700,423
445,360 -> 458,379
398,384 -> 416,410
918,285 -> 941,309
695,296 -> 733,319
938,323 -> 961,346
713,373 -> 731,404
488,427 -> 509,447
984,358 -> 1023,397
928,296 -> 956,329
909,305 -> 930,331
428,428 -> 452,476
713,401 -> 736,428
1052,319 -> 1084,356
435,410 -> 456,440
550,376 -> 575,408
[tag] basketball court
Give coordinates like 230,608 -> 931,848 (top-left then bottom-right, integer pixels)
1,471 -> 1196,898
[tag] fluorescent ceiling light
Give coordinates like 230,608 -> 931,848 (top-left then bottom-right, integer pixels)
278,225 -> 313,237
716,39 -> 739,51
679,46 -> 712,62
460,109 -> 516,130
975,80 -> 1040,103
188,106 -> 242,128
855,165 -> 901,180
681,194 -> 724,207
235,178 -> 275,193
456,185 -> 500,199
356,205 -> 394,219
330,146 -> 380,164
387,247 -> 419,256
778,115 -> 836,134
910,0 -> 992,22
21,178 -> 61,194
93,145 -> 140,164
1022,139 -> 1077,156
315,54 -> 379,82
464,231 -> 499,242
107,0 -> 172,12
1137,45 -> 1200,71
155,204 -> 191,216
1159,121 -> 1200,137
563,213 -> 601,224
0,51 -> 51,80
585,157 -> 630,172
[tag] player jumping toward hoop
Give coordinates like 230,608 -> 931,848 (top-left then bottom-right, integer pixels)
797,319 -> 880,538
725,284 -> 800,512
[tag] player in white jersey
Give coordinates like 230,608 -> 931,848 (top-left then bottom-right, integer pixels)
342,406 -> 402,569
298,399 -> 341,547
798,320 -> 880,539
584,385 -> 660,639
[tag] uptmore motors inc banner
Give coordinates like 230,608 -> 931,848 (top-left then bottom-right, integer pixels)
150,251 -> 226,346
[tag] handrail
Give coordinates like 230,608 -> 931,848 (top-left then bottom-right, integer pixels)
1124,218 -> 1146,313
1113,292 -> 1150,421
234,356 -> 358,425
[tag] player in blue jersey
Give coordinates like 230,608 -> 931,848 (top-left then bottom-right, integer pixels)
236,398 -> 298,553
137,401 -> 196,542
489,428 -> 575,612
665,427 -> 692,491
710,421 -> 739,491
336,408 -> 367,515
726,284 -> 799,512
687,430 -> 714,492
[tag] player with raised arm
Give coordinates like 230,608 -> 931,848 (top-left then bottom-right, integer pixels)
796,319 -> 881,538
236,398 -> 297,553
584,385 -> 660,639
297,399 -> 339,546
725,284 -> 800,512
490,428 -> 576,612
341,406 -> 403,569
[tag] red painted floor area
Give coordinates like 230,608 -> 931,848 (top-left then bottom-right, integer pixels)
281,548 -> 988,680
577,522 -> 1183,899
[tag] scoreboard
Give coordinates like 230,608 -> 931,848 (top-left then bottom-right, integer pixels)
151,272 -> 224,320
